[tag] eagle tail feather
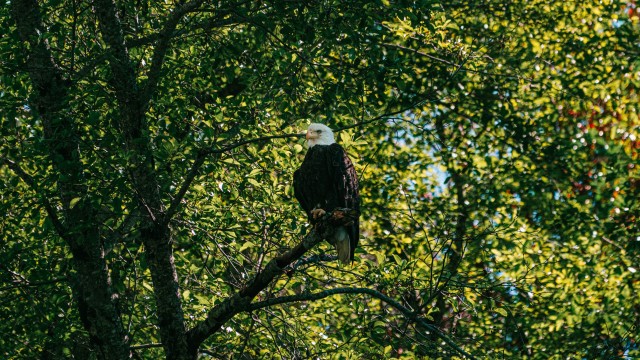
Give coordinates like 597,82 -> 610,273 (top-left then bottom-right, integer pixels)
334,227 -> 351,265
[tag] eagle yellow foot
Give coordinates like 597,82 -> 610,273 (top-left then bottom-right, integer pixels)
311,208 -> 326,219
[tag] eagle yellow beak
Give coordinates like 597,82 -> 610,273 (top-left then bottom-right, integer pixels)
305,131 -> 313,140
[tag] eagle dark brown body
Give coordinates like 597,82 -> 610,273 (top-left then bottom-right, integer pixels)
293,143 -> 360,262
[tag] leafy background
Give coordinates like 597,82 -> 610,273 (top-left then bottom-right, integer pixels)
1,0 -> 639,358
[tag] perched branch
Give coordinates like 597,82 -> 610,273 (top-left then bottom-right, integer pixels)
187,209 -> 358,350
286,253 -> 337,275
248,287 -> 478,360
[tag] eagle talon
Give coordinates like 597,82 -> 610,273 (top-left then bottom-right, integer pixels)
311,208 -> 326,219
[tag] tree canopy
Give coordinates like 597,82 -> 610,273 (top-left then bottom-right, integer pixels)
1,0 -> 639,359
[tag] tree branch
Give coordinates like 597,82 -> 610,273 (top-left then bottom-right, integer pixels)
142,0 -> 206,106
0,277 -> 67,292
93,0 -> 139,110
187,209 -> 358,350
162,133 -> 303,226
287,253 -> 337,273
335,104 -> 422,133
130,343 -> 163,350
248,288 -> 478,360
103,208 -> 142,253
125,15 -> 240,50
208,132 -> 305,155
93,1 -> 193,358
381,42 -> 529,81
163,149 -> 208,226
1,157 -> 69,242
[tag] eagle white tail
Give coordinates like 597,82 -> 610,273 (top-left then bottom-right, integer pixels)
334,227 -> 351,264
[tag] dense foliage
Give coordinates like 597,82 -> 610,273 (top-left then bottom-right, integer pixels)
1,0 -> 639,358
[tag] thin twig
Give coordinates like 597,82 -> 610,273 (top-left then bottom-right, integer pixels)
130,343 -> 163,350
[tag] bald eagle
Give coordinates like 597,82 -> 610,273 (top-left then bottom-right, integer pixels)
293,124 -> 360,264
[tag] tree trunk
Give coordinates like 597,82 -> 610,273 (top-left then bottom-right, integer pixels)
10,0 -> 130,358
91,0 -> 192,356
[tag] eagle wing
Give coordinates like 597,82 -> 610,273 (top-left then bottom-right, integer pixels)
293,167 -> 311,219
328,143 -> 360,260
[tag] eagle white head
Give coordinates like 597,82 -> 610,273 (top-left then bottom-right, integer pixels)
305,123 -> 335,148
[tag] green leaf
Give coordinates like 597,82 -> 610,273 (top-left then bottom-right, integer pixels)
239,241 -> 255,252
69,197 -> 81,209
494,308 -> 508,317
